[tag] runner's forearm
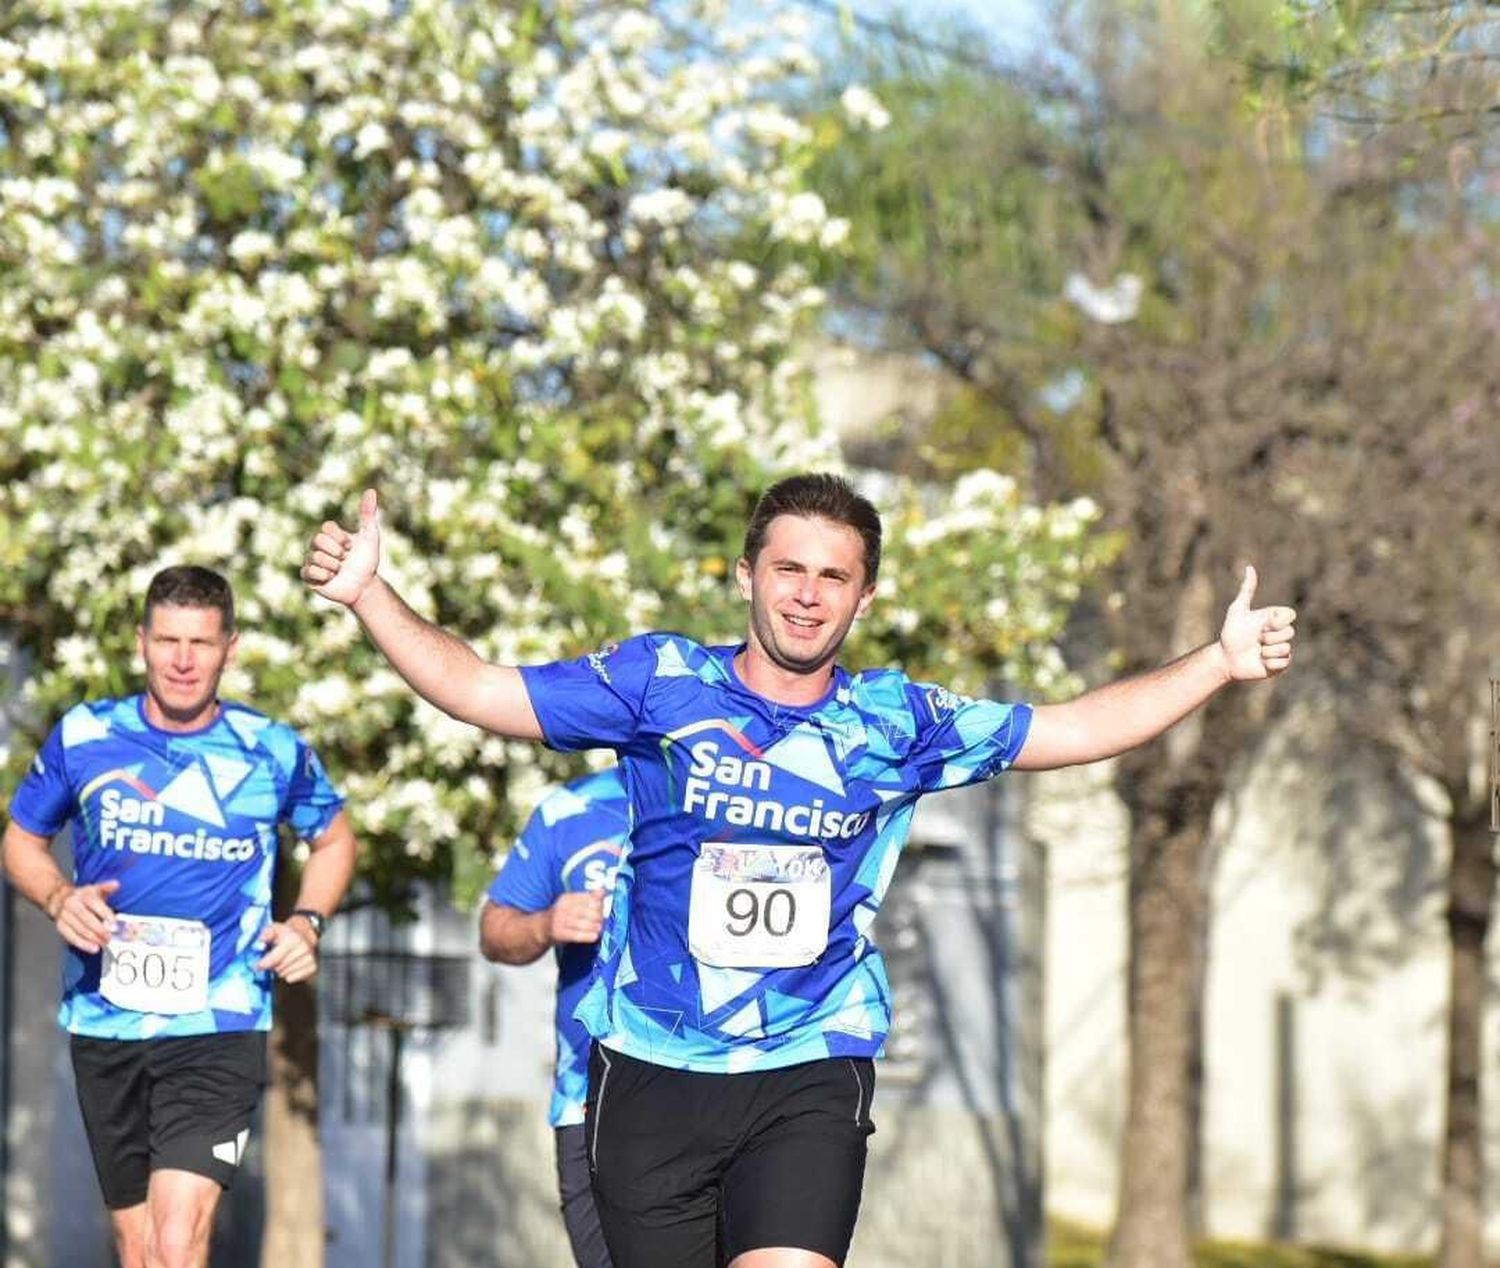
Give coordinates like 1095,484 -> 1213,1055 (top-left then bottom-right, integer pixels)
291,810 -> 358,924
349,578 -> 543,739
2,822 -> 72,917
1015,641 -> 1232,770
480,903 -> 553,964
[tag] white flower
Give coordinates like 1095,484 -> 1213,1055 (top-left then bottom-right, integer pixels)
229,231 -> 276,264
840,85 -> 891,132
725,261 -> 758,290
628,188 -> 696,227
1064,272 -> 1143,324
767,191 -> 829,245
353,121 -> 390,160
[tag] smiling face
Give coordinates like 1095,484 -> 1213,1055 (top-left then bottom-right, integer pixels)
735,513 -> 876,702
136,604 -> 238,731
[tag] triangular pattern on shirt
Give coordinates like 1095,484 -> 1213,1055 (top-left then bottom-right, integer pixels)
236,905 -> 269,953
204,754 -> 253,800
614,942 -> 638,990
654,640 -> 695,678
62,708 -> 112,749
209,974 -> 255,1015
224,710 -> 270,750
719,998 -> 765,1039
629,1001 -> 688,1042
539,786 -> 595,827
156,763 -> 227,828
857,832 -> 904,894
760,726 -> 846,796
728,1039 -> 794,1072
757,987 -> 813,1030
696,964 -> 763,1015
939,760 -> 980,790
239,868 -> 273,908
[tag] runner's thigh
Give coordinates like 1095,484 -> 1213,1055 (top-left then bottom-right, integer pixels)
719,1057 -> 876,1266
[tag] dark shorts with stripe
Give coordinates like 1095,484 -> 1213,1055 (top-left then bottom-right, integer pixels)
586,1044 -> 875,1268
70,1031 -> 267,1209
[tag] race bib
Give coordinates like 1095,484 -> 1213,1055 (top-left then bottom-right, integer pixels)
100,914 -> 211,1015
688,843 -> 831,969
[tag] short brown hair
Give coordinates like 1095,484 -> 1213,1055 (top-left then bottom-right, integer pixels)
142,566 -> 236,632
743,473 -> 883,584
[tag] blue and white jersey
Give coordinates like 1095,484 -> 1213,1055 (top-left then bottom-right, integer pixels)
6,695 -> 344,1039
486,769 -> 628,1127
519,634 -> 1031,1073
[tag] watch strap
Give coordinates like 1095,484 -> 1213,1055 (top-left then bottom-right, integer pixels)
290,908 -> 327,938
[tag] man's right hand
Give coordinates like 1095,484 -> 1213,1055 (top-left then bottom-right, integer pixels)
302,488 -> 382,608
548,891 -> 607,945
50,880 -> 121,954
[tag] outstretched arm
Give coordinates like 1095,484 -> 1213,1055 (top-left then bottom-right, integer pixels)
301,490 -> 543,740
1013,566 -> 1295,772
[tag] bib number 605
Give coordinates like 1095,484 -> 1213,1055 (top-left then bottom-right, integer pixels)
108,946 -> 200,993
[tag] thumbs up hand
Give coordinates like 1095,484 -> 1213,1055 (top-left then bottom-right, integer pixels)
302,489 -> 382,608
1217,565 -> 1297,682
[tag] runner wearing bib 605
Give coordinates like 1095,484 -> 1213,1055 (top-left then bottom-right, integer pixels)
303,473 -> 1297,1268
3,567 -> 358,1268
480,770 -> 629,1268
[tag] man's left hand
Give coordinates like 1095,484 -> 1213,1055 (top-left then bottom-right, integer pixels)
1218,565 -> 1297,681
256,921 -> 319,983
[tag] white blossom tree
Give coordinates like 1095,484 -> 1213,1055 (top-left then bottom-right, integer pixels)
0,1 -> 1105,1260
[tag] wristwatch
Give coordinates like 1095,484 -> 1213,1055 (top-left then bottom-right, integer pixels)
290,908 -> 327,938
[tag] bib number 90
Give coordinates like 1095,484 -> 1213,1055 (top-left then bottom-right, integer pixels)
725,886 -> 797,939
689,844 -> 830,969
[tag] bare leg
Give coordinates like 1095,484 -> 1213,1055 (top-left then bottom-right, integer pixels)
729,1250 -> 839,1268
109,1203 -> 149,1268
144,1169 -> 222,1268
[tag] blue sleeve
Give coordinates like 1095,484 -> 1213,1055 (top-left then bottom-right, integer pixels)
282,736 -> 346,841
487,810 -> 564,913
906,683 -> 1033,793
6,721 -> 74,837
518,633 -> 658,753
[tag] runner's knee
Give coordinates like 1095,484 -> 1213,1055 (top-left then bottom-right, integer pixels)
147,1208 -> 212,1268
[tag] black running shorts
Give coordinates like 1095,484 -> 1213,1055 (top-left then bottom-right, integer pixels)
70,1031 -> 267,1209
557,1123 -> 614,1268
586,1044 -> 876,1268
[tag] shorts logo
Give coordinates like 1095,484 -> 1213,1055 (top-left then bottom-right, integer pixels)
212,1128 -> 250,1167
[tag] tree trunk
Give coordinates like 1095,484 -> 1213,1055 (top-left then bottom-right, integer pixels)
260,852 -> 325,1268
1436,812 -> 1497,1268
1107,762 -> 1218,1268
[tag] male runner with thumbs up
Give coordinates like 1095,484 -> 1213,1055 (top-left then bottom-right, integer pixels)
302,473 -> 1296,1268
2,565 -> 358,1268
